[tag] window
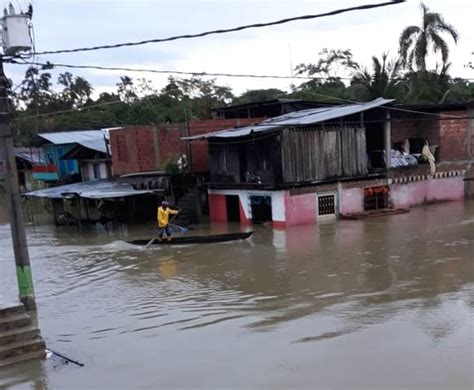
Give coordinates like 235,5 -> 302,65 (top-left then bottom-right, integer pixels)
318,194 -> 336,216
364,186 -> 389,211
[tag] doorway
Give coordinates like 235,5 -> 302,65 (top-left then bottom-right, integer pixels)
226,195 -> 241,222
250,195 -> 272,223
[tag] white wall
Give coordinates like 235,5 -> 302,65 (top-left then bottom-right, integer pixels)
208,189 -> 286,223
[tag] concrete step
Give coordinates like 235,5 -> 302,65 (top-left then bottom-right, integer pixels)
0,338 -> 45,362
0,314 -> 32,333
0,326 -> 40,346
0,305 -> 25,318
0,349 -> 46,369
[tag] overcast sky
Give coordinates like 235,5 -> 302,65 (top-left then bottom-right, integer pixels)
4,0 -> 474,97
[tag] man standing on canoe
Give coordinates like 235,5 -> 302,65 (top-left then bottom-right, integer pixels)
157,201 -> 179,241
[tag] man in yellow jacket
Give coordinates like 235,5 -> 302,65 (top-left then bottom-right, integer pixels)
157,201 -> 179,241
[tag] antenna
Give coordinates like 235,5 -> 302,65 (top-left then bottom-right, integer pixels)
288,42 -> 294,91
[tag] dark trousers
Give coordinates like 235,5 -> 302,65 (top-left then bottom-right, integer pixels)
158,226 -> 171,239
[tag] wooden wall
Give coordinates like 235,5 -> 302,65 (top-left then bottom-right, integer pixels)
209,143 -> 240,183
281,125 -> 368,183
208,135 -> 281,183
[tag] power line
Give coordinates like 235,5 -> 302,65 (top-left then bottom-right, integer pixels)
297,90 -> 466,118
31,0 -> 406,56
13,100 -> 124,120
10,60 -> 323,80
8,59 -> 474,83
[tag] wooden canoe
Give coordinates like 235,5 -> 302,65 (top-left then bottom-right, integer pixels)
128,231 -> 253,246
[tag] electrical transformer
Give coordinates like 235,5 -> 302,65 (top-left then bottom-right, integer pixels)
1,4 -> 32,55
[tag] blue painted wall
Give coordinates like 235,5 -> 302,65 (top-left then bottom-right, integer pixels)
43,143 -> 79,179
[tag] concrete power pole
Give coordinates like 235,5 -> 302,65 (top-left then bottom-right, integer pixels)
0,58 -> 36,311
0,4 -> 36,310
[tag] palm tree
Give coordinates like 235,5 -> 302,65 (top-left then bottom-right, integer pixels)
352,53 -> 403,99
399,2 -> 458,71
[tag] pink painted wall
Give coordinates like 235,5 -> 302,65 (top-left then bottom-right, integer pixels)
284,192 -> 317,226
390,177 -> 465,209
209,194 -> 227,223
339,187 -> 364,215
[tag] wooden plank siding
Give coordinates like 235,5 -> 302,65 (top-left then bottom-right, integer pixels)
208,143 -> 241,183
281,125 -> 368,183
208,135 -> 282,184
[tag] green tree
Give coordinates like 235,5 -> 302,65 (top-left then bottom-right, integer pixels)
116,76 -> 138,103
58,72 -> 93,108
293,48 -> 359,102
399,2 -> 458,71
402,63 -> 451,103
233,88 -> 287,104
16,67 -> 56,111
351,53 -> 403,100
295,48 -> 359,81
175,77 -> 233,119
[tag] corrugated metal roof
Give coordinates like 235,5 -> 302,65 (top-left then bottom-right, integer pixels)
38,130 -> 108,153
25,179 -> 155,199
14,147 -> 44,165
184,98 -> 394,140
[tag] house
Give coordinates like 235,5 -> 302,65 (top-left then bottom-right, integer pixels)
186,98 -> 472,227
33,129 -> 111,183
59,141 -> 111,182
14,147 -> 44,192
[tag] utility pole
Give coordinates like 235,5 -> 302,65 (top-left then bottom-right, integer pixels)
0,3 -> 36,311
0,57 -> 36,311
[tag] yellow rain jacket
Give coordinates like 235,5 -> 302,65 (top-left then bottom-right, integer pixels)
157,206 -> 179,228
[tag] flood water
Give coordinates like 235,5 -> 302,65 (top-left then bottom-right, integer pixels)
0,201 -> 473,389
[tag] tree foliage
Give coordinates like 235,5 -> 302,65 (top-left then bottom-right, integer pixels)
11,3 -> 473,146
399,2 -> 458,71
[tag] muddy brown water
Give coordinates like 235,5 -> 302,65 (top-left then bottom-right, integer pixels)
0,201 -> 473,389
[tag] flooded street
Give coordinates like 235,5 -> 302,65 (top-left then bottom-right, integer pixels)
0,201 -> 473,389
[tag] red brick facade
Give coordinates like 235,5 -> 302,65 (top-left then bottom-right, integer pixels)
391,117 -> 440,147
439,110 -> 471,161
110,118 -> 262,176
392,108 -> 472,162
110,125 -> 185,176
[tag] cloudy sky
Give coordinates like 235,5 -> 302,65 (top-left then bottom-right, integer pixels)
4,0 -> 474,97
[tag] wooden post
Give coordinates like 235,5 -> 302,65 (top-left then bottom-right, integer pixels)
384,110 -> 391,171
184,110 -> 192,171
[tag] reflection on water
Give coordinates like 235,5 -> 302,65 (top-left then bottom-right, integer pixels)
0,201 -> 473,389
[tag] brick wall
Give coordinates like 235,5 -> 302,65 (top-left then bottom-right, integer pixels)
392,109 -> 472,162
110,118 -> 263,176
110,124 -> 185,176
391,117 -> 440,148
439,110 -> 470,161
188,118 -> 263,171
